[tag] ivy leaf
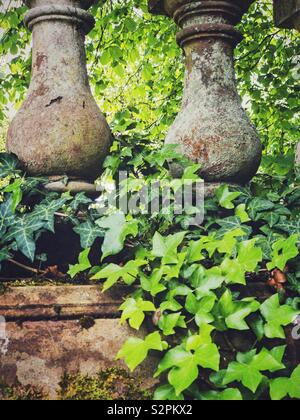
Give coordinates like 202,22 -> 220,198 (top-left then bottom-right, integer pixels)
152,231 -> 186,264
221,258 -> 245,285
154,384 -> 184,401
0,197 -> 15,235
69,192 -> 92,210
140,268 -> 166,296
73,220 -> 104,248
5,216 -> 45,261
270,366 -> 300,400
237,239 -> 263,272
28,195 -> 69,233
260,294 -> 299,339
0,153 -> 20,177
235,204 -> 250,223
224,347 -> 285,393
120,297 -> 156,330
97,212 -> 138,260
214,290 -> 260,331
4,179 -> 23,212
266,234 -> 299,271
156,334 -> 220,396
168,353 -> 199,396
158,312 -> 186,336
117,332 -> 167,372
196,267 -> 225,297
200,389 -> 243,401
194,343 -> 220,372
216,185 -> 241,209
216,216 -> 252,238
68,248 -> 91,278
92,259 -> 146,291
247,198 -> 275,220
276,218 -> 300,236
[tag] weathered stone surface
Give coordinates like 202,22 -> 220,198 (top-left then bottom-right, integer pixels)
273,0 -> 300,29
0,286 -> 156,399
149,0 -> 262,184
7,0 -> 112,179
44,179 -> 97,194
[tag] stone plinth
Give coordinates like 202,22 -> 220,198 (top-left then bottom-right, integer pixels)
149,0 -> 262,186
7,0 -> 112,180
0,285 -> 156,399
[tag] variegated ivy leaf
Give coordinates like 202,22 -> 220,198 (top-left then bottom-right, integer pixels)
73,219 -> 104,248
5,216 -> 45,261
0,153 -> 20,177
28,195 -> 70,233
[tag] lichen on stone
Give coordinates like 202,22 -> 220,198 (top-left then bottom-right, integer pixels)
57,368 -> 151,401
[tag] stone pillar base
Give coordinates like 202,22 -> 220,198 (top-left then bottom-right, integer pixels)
0,285 -> 156,399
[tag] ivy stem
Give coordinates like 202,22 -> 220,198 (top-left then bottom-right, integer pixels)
8,258 -> 46,275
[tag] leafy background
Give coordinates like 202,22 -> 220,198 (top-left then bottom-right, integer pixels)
0,0 -> 300,401
0,0 -> 299,157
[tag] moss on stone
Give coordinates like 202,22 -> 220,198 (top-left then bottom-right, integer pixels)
58,368 -> 151,401
0,383 -> 47,400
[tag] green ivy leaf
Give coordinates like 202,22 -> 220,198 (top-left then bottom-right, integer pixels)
266,234 -> 299,271
92,259 -> 146,291
223,347 -> 285,393
117,332 -> 167,372
200,389 -> 243,401
120,297 -> 156,330
153,384 -> 184,401
68,248 -> 91,278
97,212 -> 139,260
216,185 -> 241,210
152,231 -> 186,264
158,312 -> 186,336
270,366 -> 300,400
260,294 -> 299,339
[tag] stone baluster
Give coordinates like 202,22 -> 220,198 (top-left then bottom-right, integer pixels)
7,0 -> 112,187
149,0 -> 262,189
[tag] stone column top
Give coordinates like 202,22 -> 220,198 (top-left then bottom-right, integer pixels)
149,0 -> 255,19
24,4 -> 96,33
24,0 -> 97,10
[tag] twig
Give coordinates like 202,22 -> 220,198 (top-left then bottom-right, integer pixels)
8,258 -> 46,275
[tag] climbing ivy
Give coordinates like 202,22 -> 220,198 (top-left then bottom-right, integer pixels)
0,137 -> 299,400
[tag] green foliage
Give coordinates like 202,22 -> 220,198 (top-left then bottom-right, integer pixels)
0,143 -> 300,401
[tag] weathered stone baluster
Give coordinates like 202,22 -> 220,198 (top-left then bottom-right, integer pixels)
7,0 -> 112,184
149,0 -> 262,189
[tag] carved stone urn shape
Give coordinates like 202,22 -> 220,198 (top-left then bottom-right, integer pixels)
7,0 -> 112,180
149,0 -> 262,185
